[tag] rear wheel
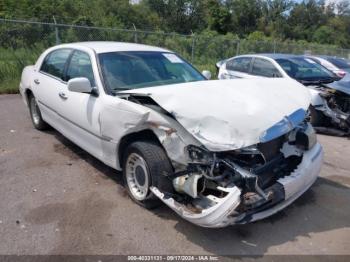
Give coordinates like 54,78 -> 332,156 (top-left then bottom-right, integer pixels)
28,94 -> 49,130
122,141 -> 173,209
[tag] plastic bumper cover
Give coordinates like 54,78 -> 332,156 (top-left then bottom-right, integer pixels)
152,142 -> 323,228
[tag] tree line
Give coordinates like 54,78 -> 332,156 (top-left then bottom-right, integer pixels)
0,0 -> 349,48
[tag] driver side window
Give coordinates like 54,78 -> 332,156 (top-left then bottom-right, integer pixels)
66,50 -> 95,86
251,58 -> 282,77
226,57 -> 252,73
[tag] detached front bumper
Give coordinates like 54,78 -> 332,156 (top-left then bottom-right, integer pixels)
152,142 -> 323,228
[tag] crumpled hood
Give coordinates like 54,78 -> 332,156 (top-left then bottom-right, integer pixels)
120,78 -> 310,151
326,74 -> 350,95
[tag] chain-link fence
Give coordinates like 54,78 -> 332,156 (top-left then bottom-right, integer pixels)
1,18 -> 350,93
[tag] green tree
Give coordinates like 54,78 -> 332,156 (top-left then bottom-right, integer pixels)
206,0 -> 232,34
226,0 -> 263,37
145,0 -> 207,33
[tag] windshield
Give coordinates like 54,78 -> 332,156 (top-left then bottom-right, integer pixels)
98,51 -> 205,92
275,57 -> 336,82
325,57 -> 350,69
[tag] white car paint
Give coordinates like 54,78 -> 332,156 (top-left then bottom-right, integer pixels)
20,42 -> 323,227
217,54 -> 290,80
120,78 -> 310,151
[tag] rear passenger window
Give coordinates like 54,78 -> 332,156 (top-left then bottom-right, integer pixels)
251,58 -> 282,77
226,57 -> 252,73
40,49 -> 72,80
66,50 -> 95,86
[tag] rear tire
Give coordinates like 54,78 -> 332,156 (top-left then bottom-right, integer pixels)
122,141 -> 174,209
28,94 -> 49,130
309,105 -> 325,127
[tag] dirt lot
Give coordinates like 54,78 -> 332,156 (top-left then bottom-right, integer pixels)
0,94 -> 349,256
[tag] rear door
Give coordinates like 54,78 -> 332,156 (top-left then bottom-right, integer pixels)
251,57 -> 283,78
223,57 -> 253,79
32,48 -> 72,127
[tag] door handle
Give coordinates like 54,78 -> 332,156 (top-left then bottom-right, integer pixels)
34,79 -> 40,85
58,92 -> 68,100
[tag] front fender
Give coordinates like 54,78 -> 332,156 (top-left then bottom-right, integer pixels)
99,97 -> 202,170
308,88 -> 324,106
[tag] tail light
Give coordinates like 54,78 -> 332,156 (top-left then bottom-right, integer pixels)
336,70 -> 346,78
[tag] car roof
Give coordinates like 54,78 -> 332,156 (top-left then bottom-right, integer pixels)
311,55 -> 341,59
233,53 -> 304,60
54,41 -> 171,54
256,53 -> 303,60
313,55 -> 350,63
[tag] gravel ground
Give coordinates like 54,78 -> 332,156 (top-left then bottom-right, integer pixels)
0,94 -> 349,256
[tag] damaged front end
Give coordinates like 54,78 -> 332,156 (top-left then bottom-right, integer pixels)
119,79 -> 321,227
316,86 -> 350,133
151,121 -> 323,227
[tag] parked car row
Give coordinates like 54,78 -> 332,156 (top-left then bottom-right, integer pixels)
306,55 -> 350,78
216,54 -> 350,135
21,42 -> 333,228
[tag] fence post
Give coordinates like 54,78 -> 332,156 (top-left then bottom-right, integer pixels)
191,32 -> 195,63
273,40 -> 276,53
132,23 -> 138,43
236,40 -> 240,55
52,16 -> 60,45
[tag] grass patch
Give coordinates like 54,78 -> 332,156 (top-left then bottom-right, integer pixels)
0,47 -> 42,94
0,78 -> 20,94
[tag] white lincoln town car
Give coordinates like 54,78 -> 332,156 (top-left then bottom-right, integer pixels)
19,42 -> 323,227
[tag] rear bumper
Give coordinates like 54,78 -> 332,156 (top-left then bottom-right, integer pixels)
153,142 -> 323,228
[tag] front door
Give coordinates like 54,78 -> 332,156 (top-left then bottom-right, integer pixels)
56,49 -> 104,159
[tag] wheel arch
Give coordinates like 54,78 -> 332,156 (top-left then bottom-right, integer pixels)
24,88 -> 34,105
117,129 -> 166,169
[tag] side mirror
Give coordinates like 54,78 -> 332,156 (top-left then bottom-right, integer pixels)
67,77 -> 93,94
202,70 -> 212,80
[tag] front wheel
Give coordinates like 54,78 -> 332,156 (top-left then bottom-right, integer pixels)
122,141 -> 174,209
29,94 -> 49,130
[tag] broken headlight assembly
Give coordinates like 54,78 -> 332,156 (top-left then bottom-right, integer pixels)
186,145 -> 213,163
176,144 -> 275,201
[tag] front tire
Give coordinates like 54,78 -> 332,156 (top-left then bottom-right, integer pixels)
28,94 -> 49,130
122,141 -> 173,209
